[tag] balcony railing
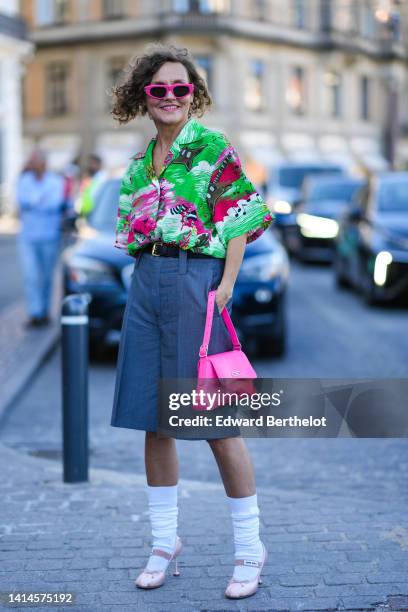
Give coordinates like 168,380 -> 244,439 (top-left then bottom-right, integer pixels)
156,0 -> 407,50
29,0 -> 407,58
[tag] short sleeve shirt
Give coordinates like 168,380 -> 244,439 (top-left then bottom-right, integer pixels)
114,117 -> 275,259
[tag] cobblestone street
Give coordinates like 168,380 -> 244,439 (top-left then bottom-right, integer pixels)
1,439 -> 408,611
1,244 -> 408,610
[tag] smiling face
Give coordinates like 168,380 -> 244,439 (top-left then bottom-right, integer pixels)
145,61 -> 193,128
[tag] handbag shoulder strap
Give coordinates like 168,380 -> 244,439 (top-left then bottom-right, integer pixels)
199,290 -> 241,357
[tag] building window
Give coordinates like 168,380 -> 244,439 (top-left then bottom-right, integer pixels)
106,57 -> 127,109
46,62 -> 69,116
173,0 -> 230,13
360,75 -> 371,121
253,0 -> 268,20
360,0 -> 376,38
245,59 -> 264,112
389,11 -> 401,42
195,55 -> 213,94
333,0 -> 356,33
292,0 -> 306,29
324,70 -> 342,118
173,0 -> 189,11
102,0 -> 124,19
35,0 -> 69,25
286,66 -> 307,115
320,0 -> 331,32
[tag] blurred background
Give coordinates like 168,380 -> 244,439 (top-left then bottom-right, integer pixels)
0,0 -> 408,422
1,0 -> 407,190
1,7 -> 408,606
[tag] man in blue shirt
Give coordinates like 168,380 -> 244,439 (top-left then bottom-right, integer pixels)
16,150 -> 65,327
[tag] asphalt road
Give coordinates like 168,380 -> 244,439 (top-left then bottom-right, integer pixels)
1,259 -> 407,497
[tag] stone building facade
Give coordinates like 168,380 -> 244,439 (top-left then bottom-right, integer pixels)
0,0 -> 31,212
20,0 -> 408,182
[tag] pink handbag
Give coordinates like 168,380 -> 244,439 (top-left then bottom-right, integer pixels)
195,290 -> 257,411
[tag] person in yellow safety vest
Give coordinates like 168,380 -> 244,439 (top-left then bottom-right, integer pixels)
76,154 -> 107,217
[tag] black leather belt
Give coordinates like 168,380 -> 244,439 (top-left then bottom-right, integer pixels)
141,241 -> 213,259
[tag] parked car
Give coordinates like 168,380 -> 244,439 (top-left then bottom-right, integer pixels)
334,172 -> 408,304
63,178 -> 290,356
285,175 -> 367,262
266,161 -> 345,217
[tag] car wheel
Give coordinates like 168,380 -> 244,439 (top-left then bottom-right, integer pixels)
258,292 -> 287,358
63,272 -> 71,297
359,263 -> 379,306
89,338 -> 114,362
361,274 -> 379,306
242,336 -> 258,359
333,252 -> 350,288
258,332 -> 286,358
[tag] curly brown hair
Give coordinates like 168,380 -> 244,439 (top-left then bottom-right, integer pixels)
110,43 -> 212,125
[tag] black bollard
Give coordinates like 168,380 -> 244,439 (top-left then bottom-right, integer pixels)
61,294 -> 89,483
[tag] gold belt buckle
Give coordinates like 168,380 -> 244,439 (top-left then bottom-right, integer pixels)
151,242 -> 162,256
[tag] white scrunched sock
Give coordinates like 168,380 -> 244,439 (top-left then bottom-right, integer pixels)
227,493 -> 264,582
145,484 -> 178,572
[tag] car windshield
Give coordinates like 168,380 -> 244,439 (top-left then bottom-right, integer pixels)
307,180 -> 363,203
378,179 -> 408,213
277,166 -> 343,189
87,179 -> 121,232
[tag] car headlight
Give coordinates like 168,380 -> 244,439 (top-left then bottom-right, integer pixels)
66,256 -> 117,286
296,213 -> 338,239
374,251 -> 393,286
267,199 -> 293,214
238,250 -> 289,282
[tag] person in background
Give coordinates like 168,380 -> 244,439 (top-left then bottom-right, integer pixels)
61,159 -> 81,244
76,153 -> 107,218
16,149 -> 65,327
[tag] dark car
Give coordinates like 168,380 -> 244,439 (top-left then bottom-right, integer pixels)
285,175 -> 367,262
63,178 -> 290,357
334,172 -> 408,304
266,161 -> 345,246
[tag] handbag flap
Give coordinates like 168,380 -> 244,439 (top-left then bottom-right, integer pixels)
206,349 -> 257,379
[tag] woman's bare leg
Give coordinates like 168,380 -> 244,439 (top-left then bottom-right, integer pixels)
136,432 -> 179,584
207,436 -> 256,497
145,431 -> 179,485
208,436 -> 264,595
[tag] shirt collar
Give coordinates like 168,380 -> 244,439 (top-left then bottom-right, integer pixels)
144,117 -> 203,177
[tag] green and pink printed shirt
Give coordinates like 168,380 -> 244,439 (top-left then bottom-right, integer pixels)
114,117 -> 275,259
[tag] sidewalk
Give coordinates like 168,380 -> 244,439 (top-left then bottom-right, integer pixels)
1,443 -> 408,612
0,253 -> 62,425
0,299 -> 60,425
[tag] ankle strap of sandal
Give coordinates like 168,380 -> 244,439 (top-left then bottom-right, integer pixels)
151,548 -> 172,560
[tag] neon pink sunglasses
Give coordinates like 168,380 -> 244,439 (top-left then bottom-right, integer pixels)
144,83 -> 195,99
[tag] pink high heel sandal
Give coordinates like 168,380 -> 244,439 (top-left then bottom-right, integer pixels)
134,536 -> 183,589
225,540 -> 267,599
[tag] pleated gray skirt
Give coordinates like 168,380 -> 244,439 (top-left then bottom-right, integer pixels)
110,247 -> 241,440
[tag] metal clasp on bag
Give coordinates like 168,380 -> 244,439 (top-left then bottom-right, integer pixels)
199,344 -> 208,358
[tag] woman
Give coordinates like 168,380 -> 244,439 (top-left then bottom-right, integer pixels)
110,43 -> 274,599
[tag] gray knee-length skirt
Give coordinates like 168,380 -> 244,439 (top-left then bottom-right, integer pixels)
110,248 -> 241,440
